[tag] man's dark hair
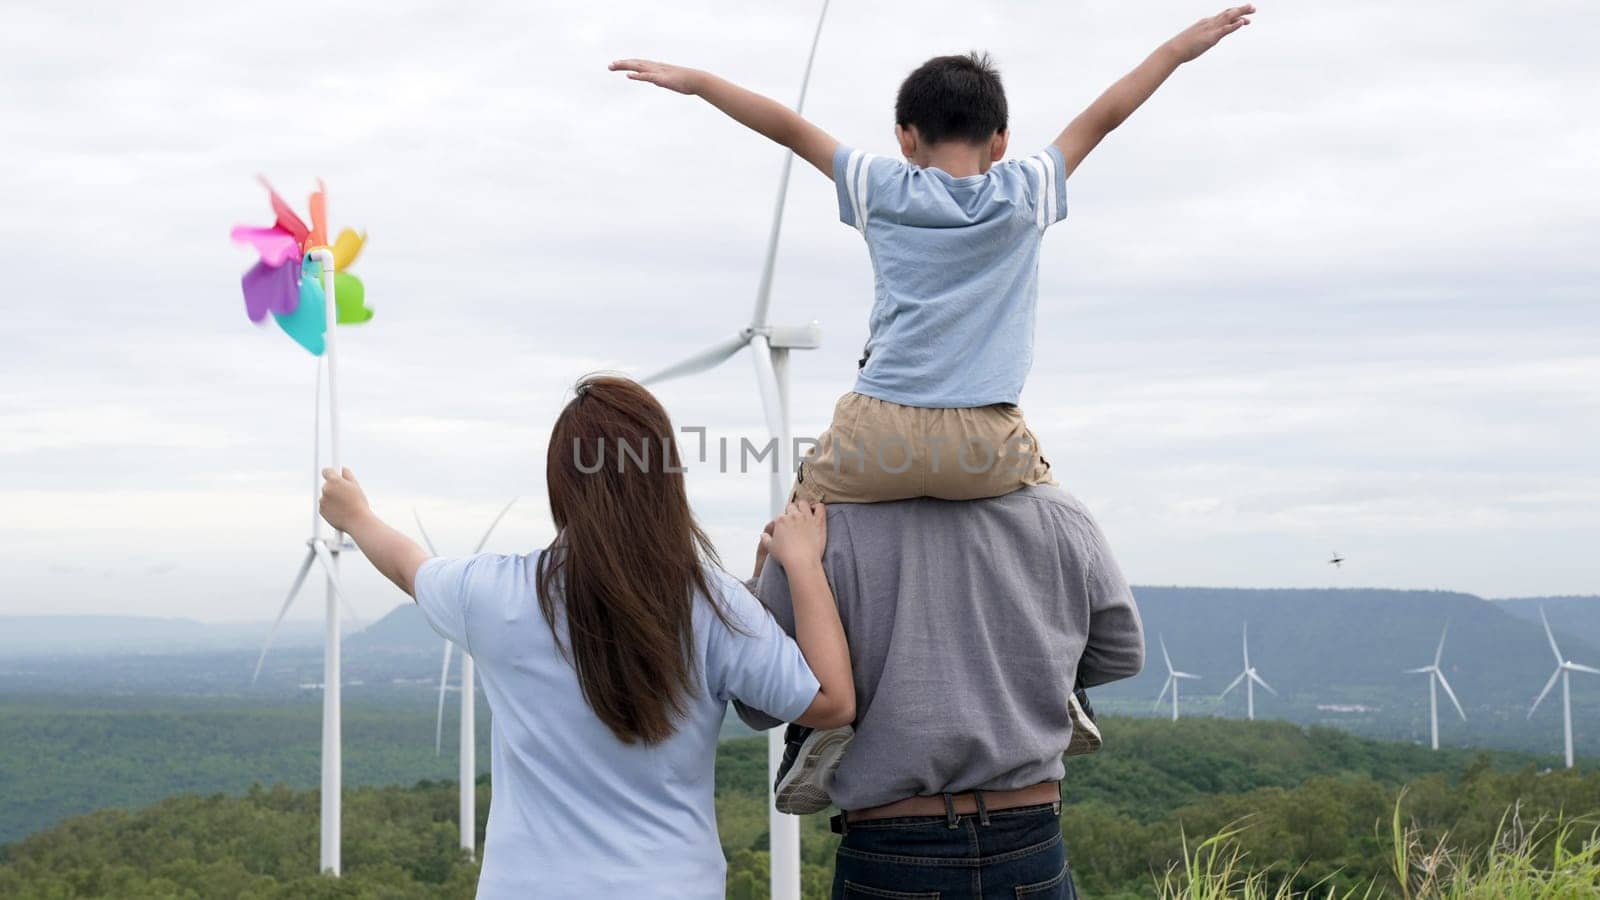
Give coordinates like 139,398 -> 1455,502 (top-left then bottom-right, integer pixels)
894,52 -> 1008,145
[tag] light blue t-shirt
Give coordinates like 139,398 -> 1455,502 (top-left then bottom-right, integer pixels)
414,553 -> 820,899
835,143 -> 1069,408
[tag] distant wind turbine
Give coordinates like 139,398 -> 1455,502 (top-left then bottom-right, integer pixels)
1218,622 -> 1276,720
412,498 -> 517,859
1528,606 -> 1599,769
1404,622 -> 1466,750
1153,635 -> 1201,721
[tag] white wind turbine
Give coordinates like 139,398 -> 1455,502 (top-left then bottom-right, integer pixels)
1153,636 -> 1201,721
1218,622 -> 1276,720
1404,622 -> 1466,750
249,246 -> 360,875
635,4 -> 832,899
412,499 -> 518,859
1528,606 -> 1599,769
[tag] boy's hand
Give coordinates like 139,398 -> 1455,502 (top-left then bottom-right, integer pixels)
609,59 -> 702,95
1055,5 -> 1254,177
1166,5 -> 1254,63
763,501 -> 827,572
319,467 -> 372,534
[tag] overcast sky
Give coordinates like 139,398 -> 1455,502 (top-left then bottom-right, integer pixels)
2,0 -> 1596,622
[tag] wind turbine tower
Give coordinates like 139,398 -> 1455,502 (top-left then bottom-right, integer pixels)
1219,622 -> 1276,720
1154,635 -> 1201,721
634,3 -> 832,897
1404,622 -> 1466,750
251,357 -> 362,875
1528,606 -> 1599,769
413,499 -> 518,858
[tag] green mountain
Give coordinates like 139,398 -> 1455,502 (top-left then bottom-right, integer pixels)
1092,587 -> 1600,752
0,616 -> 322,656
345,603 -> 438,651
1492,595 -> 1600,652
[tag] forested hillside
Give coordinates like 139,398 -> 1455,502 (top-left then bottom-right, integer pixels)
4,720 -> 1596,898
0,695 -> 491,846
1494,595 -> 1600,651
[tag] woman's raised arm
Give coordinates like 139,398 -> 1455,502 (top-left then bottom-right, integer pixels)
765,501 -> 855,729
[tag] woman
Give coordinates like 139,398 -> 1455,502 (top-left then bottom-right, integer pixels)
317,375 -> 854,897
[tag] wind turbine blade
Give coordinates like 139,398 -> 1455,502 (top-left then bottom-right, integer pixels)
1403,666 -> 1433,674
749,0 -> 832,330
641,333 -> 750,386
311,540 -> 359,628
1219,671 -> 1246,700
1436,672 -> 1466,721
435,642 -> 454,756
1174,672 -> 1201,680
749,334 -> 785,441
791,1 -> 831,118
1540,607 -> 1563,663
412,509 -> 439,556
1567,662 -> 1600,676
1160,635 -> 1174,675
1434,621 -> 1449,668
1155,676 -> 1172,709
1242,623 -> 1250,668
252,548 -> 316,683
1529,667 -> 1562,717
473,498 -> 519,553
1251,672 -> 1278,696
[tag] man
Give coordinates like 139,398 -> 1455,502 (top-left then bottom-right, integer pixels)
740,486 -> 1144,898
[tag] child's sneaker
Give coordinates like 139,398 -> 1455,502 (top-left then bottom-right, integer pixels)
773,723 -> 854,814
1065,688 -> 1101,757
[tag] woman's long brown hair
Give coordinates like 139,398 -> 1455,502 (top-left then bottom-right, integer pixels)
536,375 -> 734,745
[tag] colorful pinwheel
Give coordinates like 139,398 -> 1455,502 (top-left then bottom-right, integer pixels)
231,178 -> 373,355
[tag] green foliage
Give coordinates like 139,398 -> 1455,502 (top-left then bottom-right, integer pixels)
0,695 -> 493,845
0,783 -> 486,899
3,719 -> 1598,898
1060,718 -> 1540,823
1151,793 -> 1600,899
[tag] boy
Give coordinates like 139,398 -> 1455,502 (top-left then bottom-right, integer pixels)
615,5 -> 1253,813
613,5 -> 1253,504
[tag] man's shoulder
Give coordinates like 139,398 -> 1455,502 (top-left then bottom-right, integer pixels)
823,486 -> 1096,539
826,485 -> 1082,514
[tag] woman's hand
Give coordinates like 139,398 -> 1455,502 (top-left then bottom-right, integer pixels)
319,467 -> 372,533
316,469 -> 430,598
763,501 -> 827,572
752,519 -> 777,580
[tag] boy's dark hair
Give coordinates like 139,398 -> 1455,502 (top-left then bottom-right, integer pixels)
895,52 -> 1008,145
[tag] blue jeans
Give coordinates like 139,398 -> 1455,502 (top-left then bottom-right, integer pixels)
830,802 -> 1076,899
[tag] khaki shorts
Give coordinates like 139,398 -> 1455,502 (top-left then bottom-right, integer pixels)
793,392 -> 1055,504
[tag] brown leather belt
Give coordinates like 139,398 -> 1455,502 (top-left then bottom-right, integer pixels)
845,781 -> 1061,824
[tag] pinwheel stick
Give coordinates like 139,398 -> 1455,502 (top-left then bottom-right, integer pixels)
309,244 -> 345,876
310,247 -> 342,477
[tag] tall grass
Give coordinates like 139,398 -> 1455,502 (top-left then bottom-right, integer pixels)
1156,792 -> 1600,900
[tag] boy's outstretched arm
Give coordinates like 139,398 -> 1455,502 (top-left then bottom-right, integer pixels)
1054,5 -> 1254,178
610,59 -> 839,177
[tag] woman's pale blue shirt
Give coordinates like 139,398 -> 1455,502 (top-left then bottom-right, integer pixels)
415,553 -> 820,899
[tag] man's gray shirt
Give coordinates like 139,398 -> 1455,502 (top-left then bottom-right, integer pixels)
736,485 -> 1144,811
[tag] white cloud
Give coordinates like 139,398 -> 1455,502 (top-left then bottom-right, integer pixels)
2,0 -> 1596,618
